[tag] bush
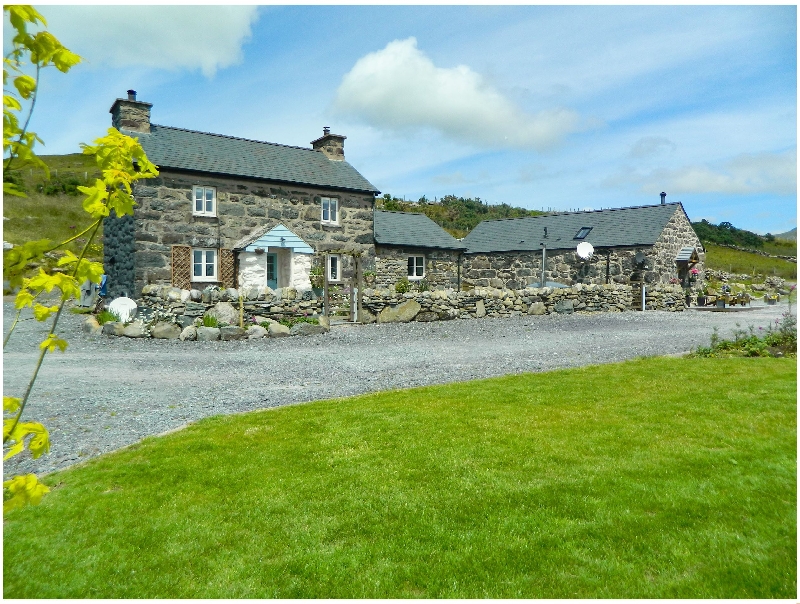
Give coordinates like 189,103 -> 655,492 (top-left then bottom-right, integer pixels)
690,312 -> 797,358
395,278 -> 410,294
279,316 -> 319,328
95,309 -> 121,325
201,314 -> 219,328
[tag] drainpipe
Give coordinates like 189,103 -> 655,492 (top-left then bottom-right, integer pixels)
541,244 -> 547,288
457,251 -> 462,290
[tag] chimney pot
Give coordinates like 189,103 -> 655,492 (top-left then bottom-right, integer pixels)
323,126 -> 330,136
660,191 -> 666,205
127,89 -> 137,101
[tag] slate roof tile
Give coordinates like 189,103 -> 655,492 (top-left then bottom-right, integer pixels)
374,210 -> 466,251
123,124 -> 379,194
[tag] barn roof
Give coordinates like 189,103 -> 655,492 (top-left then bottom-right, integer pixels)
463,203 -> 685,254
373,210 -> 467,251
123,124 -> 379,194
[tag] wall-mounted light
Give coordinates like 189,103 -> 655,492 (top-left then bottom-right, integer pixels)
280,237 -> 286,246
255,247 -> 265,255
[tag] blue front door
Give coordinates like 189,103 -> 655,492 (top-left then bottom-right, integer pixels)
266,253 -> 278,290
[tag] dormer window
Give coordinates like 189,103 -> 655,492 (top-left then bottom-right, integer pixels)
574,227 -> 592,240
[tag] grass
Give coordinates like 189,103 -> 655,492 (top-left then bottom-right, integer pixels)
3,154 -> 103,264
704,242 -> 797,280
3,357 -> 795,598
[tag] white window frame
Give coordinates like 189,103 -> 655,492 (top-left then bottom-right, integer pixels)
192,248 -> 218,282
193,186 -> 217,217
321,197 -> 339,225
408,255 -> 425,280
327,254 -> 342,283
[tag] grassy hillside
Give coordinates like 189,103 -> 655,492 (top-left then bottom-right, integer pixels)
704,243 -> 796,280
3,153 -> 103,265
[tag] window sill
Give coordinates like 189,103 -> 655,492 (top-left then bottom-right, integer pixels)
321,222 -> 342,228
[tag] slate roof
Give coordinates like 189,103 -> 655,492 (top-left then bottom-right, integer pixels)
122,124 -> 379,194
374,210 -> 467,251
463,203 -> 685,254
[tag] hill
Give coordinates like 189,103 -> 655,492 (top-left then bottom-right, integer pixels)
774,227 -> 796,241
377,194 -> 543,238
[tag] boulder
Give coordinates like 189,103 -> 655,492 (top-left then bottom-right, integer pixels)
475,299 -> 486,318
378,299 -> 421,323
180,289 -> 191,303
122,320 -> 149,338
268,323 -> 290,338
151,322 -> 181,339
180,326 -> 197,341
207,302 -> 238,326
227,288 -> 239,301
554,299 -> 574,314
358,308 -> 376,324
316,315 -> 330,330
82,316 -> 103,335
290,322 -> 328,336
166,288 -> 182,302
220,326 -> 247,341
196,327 -> 220,341
528,302 -> 546,315
246,325 -> 269,339
101,321 -> 125,336
190,289 -> 202,301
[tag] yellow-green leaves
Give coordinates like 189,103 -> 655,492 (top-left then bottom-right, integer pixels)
3,474 -> 50,514
32,303 -> 59,322
13,74 -> 36,99
4,420 -> 50,460
57,250 -> 103,284
79,180 -> 111,218
3,397 -> 22,414
40,334 -> 68,353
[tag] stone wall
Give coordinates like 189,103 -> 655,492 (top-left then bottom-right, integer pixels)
102,211 -> 136,299
374,245 -> 460,290
113,169 -> 375,296
650,207 -> 705,286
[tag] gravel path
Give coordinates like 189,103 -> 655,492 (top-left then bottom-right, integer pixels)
3,298 -> 790,475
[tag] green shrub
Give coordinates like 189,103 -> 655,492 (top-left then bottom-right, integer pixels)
201,314 -> 219,328
691,312 -> 797,358
418,279 -> 430,292
279,316 -> 319,328
395,278 -> 410,294
95,309 -> 121,325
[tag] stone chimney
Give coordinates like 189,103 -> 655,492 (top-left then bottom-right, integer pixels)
660,191 -> 666,205
311,127 -> 346,161
109,89 -> 152,133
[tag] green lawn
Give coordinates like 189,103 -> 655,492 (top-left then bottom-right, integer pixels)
704,242 -> 797,280
3,358 -> 796,598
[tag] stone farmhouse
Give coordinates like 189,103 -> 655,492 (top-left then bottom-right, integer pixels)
103,91 -> 379,299
103,91 -> 704,305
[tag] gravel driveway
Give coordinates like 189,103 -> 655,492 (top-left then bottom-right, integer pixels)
3,298 -> 790,475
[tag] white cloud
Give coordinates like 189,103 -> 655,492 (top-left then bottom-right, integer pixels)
605,150 -> 797,196
629,136 -> 676,158
39,6 -> 259,77
333,37 -> 580,150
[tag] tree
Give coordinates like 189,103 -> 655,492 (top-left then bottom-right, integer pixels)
3,6 -> 158,513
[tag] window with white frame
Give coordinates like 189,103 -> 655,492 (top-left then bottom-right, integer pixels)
193,186 -> 217,217
192,248 -> 217,281
321,197 -> 338,225
327,254 -> 341,282
408,256 -> 425,279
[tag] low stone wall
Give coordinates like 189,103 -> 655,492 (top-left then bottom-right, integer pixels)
132,282 -> 686,330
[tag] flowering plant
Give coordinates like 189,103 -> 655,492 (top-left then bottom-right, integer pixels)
690,267 -> 699,275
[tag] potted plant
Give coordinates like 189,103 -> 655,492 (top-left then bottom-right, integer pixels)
696,287 -> 707,306
309,265 -> 324,294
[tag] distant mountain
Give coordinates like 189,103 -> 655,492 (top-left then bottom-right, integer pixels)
774,228 -> 797,241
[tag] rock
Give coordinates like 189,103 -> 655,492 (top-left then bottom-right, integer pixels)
122,320 -> 149,338
190,289 -> 202,301
102,321 -> 125,336
290,322 -> 328,336
166,288 -> 182,302
227,288 -> 239,301
268,323 -> 290,337
220,326 -> 247,341
207,302 -> 238,326
416,311 -> 438,322
317,315 -> 330,330
177,315 -> 195,329
359,308 -> 376,324
246,325 -> 269,339
475,299 -> 486,318
378,299 -> 421,323
554,299 -> 574,314
180,326 -> 197,341
196,327 -> 221,341
180,289 -> 191,303
151,322 -> 181,339
82,316 -> 102,335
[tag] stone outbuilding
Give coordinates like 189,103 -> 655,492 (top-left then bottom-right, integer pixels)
373,210 -> 466,290
461,201 -> 704,290
103,90 -> 379,299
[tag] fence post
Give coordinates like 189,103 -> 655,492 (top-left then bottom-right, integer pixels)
323,253 -> 330,317
356,255 -> 364,324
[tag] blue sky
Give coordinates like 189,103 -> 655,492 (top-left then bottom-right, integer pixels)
12,5 -> 798,234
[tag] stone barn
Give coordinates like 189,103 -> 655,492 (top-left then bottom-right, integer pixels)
102,90 -> 379,299
461,202 -> 704,290
373,210 -> 466,291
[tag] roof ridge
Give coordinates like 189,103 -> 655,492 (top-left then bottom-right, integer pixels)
149,123 -> 320,154
469,202 -> 679,226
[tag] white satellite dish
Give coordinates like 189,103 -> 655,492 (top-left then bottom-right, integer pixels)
576,241 -> 594,259
108,297 -> 138,323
